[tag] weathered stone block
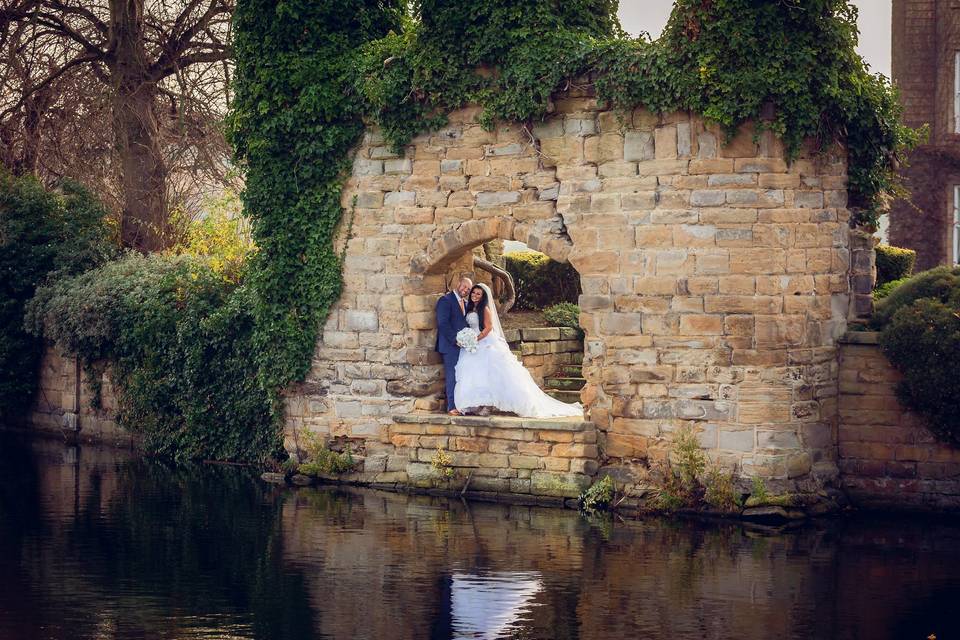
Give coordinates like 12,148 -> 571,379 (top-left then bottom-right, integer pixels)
530,471 -> 592,497
624,131 -> 655,161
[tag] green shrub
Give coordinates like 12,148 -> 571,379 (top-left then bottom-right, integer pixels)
543,303 -> 581,330
0,172 -> 114,419
871,266 -> 960,328
298,432 -> 356,476
25,254 -> 280,462
875,244 -> 916,287
880,298 -> 960,446
504,251 -> 581,311
873,276 -> 910,300
579,475 -> 615,513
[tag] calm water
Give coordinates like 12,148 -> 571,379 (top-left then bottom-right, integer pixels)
2,432 -> 960,640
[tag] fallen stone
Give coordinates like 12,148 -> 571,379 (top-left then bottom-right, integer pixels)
260,472 -> 287,485
290,474 -> 314,486
741,505 -> 807,524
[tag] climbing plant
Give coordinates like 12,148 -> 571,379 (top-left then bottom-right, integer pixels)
227,0 -> 403,393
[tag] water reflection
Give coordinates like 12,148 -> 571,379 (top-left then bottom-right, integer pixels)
2,431 -> 960,640
451,572 -> 543,639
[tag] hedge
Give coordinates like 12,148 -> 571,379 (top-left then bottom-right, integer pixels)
875,244 -> 916,288
0,172 -> 114,419
504,251 -> 581,311
873,266 -> 960,447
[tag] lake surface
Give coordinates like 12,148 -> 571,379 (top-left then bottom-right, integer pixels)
2,431 -> 959,640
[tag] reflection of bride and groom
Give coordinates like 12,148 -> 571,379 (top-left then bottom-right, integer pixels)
435,275 -> 582,418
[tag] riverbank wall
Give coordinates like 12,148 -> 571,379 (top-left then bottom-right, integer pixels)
27,348 -> 134,447
838,332 -> 960,510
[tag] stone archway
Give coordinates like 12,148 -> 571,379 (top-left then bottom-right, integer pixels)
411,217 -> 573,276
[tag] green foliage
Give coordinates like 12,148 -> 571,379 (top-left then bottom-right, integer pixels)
751,477 -> 769,503
504,251 -> 582,311
228,0 -> 403,395
881,297 -> 960,447
0,172 -> 114,418
579,475 -> 615,513
871,267 -> 960,328
297,431 -> 356,476
26,254 -> 280,462
655,426 -> 739,512
356,0 -> 917,227
869,267 -> 960,447
875,244 -> 916,288
656,426 -> 707,510
543,303 -> 581,330
874,276 -> 910,301
703,464 -> 741,512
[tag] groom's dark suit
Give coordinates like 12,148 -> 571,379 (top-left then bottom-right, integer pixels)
435,290 -> 469,412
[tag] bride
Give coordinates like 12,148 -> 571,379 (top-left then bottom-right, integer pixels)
454,283 -> 583,419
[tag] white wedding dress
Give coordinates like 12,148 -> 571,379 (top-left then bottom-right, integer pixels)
454,285 -> 583,419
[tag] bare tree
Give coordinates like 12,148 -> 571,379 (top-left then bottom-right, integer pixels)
0,0 -> 233,251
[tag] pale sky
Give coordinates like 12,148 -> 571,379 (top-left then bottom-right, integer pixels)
618,0 -> 892,78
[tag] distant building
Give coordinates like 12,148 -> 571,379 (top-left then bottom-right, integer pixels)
889,0 -> 960,270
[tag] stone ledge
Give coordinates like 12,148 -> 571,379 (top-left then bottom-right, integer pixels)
839,330 -> 880,345
392,413 -> 593,432
503,326 -> 583,344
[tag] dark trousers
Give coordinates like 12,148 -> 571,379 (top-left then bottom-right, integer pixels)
442,350 -> 459,411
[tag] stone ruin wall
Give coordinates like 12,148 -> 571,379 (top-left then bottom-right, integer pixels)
284,95 -> 853,491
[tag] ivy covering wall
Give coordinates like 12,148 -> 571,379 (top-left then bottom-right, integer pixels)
27,0 -> 919,463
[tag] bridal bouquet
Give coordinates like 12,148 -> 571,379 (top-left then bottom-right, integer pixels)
456,327 -> 479,353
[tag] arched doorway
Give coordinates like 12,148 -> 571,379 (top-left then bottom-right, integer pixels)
406,217 -> 590,416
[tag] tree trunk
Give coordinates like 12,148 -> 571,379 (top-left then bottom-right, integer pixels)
474,256 -> 516,313
109,0 -> 170,252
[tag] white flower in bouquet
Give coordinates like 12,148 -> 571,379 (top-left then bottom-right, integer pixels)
456,327 -> 479,353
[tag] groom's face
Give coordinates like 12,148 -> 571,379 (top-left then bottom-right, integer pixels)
456,279 -> 473,298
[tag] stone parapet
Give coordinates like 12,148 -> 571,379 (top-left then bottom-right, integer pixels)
838,332 -> 960,510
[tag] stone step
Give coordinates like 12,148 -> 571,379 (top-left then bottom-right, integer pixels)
392,413 -> 593,432
556,365 -> 583,377
546,389 -> 583,403
543,376 -> 586,391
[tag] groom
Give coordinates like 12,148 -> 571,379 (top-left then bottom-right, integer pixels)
435,275 -> 472,415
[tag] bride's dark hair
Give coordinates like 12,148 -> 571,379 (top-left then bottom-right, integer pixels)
466,285 -> 488,331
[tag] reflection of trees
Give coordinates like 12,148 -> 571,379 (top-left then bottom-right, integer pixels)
4,448 -> 315,639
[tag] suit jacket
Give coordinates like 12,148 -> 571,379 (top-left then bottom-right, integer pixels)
435,291 -> 468,354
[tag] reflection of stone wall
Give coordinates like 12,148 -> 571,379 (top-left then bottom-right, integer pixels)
28,348 -> 134,447
838,332 -> 960,509
287,97 -> 852,490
